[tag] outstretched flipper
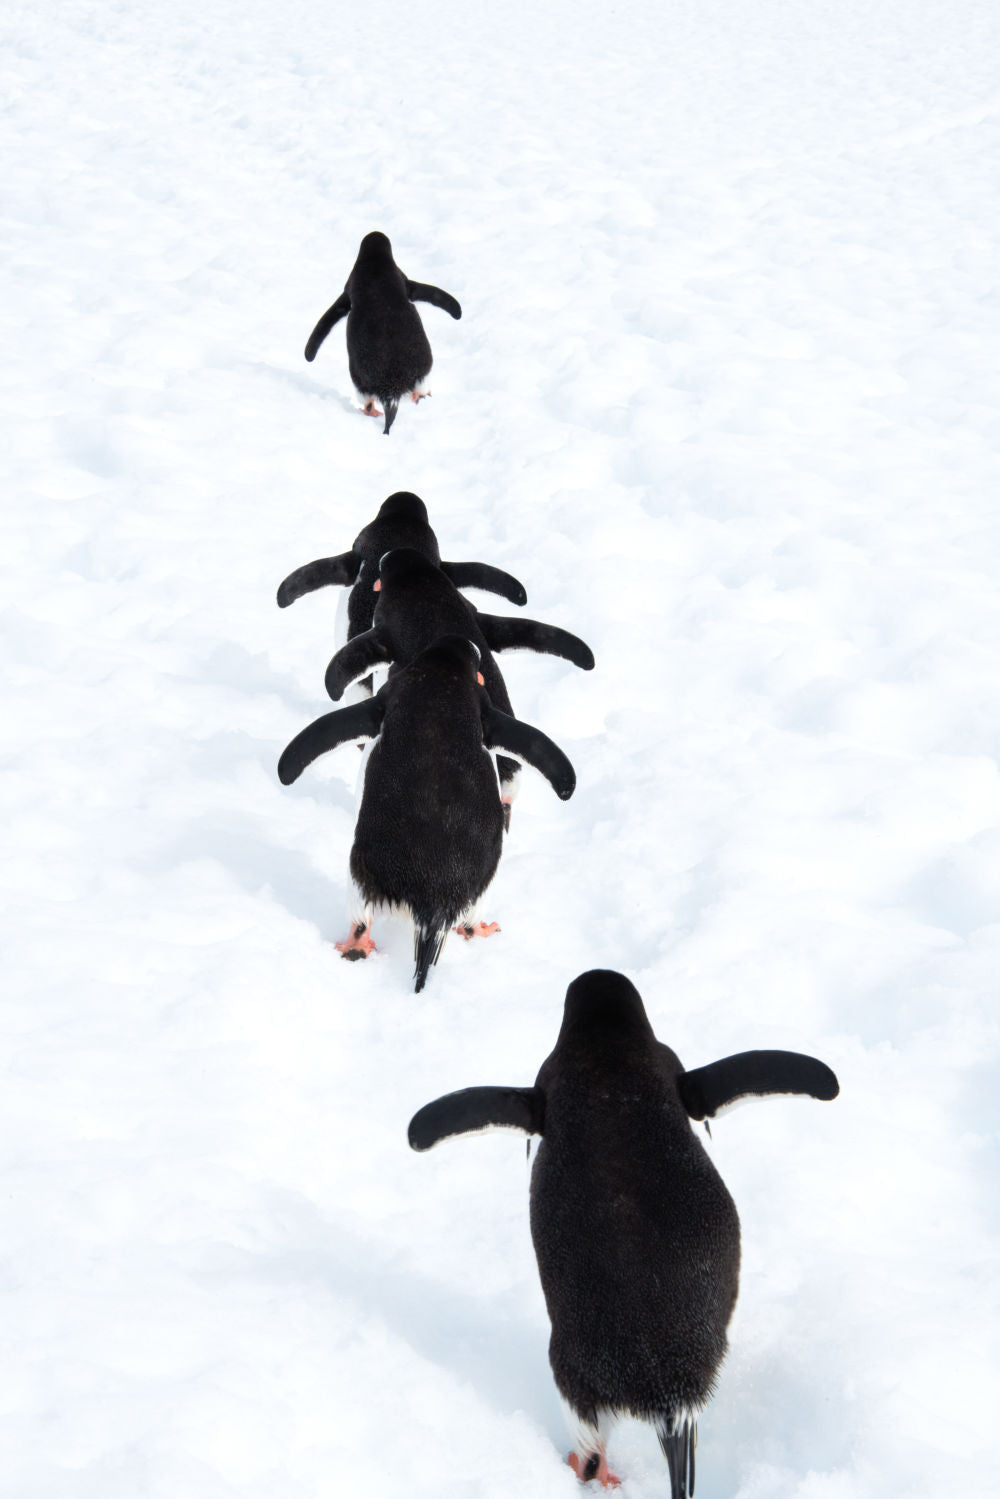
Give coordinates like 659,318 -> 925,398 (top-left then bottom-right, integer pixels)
441,561 -> 528,607
406,281 -> 462,319
277,552 -> 360,608
325,629 -> 392,701
383,399 -> 399,436
478,614 -> 595,671
408,1085 -> 544,1151
278,698 -> 384,785
304,292 -> 350,361
678,1049 -> 840,1121
656,1416 -> 696,1499
483,705 -> 576,800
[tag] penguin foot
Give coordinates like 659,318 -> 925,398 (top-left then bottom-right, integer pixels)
410,390 -> 431,403
336,923 -> 376,960
568,1452 -> 621,1488
362,399 -> 383,418
501,794 -> 513,832
453,921 -> 500,940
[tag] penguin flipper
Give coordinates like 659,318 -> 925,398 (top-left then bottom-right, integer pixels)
408,1086 -> 544,1151
678,1049 -> 840,1120
441,561 -> 528,607
477,614 -> 595,671
277,552 -> 361,607
656,1416 -> 696,1499
305,292 -> 350,360
278,699 -> 384,785
483,706 -> 576,800
406,280 -> 462,319
325,629 -> 392,701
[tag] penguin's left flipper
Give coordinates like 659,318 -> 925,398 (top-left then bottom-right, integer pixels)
406,281 -> 462,319
305,291 -> 350,360
278,698 -> 385,785
441,562 -> 528,607
477,614 -> 595,671
483,705 -> 576,800
277,551 -> 361,607
408,1085 -> 544,1151
678,1049 -> 840,1121
325,629 -> 393,701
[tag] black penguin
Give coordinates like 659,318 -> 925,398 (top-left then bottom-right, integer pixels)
304,232 -> 462,433
409,970 -> 839,1494
323,548 -> 594,820
278,638 -> 576,991
276,492 -> 527,652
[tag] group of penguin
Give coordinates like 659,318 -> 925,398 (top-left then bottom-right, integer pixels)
278,232 -> 841,1498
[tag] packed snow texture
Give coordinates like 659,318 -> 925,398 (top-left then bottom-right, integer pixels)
3,0 -> 999,1494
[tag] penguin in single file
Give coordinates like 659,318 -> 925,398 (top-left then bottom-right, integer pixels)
276,492 -> 527,650
409,969 -> 839,1495
304,232 -> 462,433
277,637 -> 576,991
323,546 -> 594,822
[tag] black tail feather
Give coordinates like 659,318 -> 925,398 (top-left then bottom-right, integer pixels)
383,399 -> 399,435
657,1416 -> 696,1499
413,922 -> 448,992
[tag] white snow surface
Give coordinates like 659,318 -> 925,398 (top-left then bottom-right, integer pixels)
4,0 -> 1000,1494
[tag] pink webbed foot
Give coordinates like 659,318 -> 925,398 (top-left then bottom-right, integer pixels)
410,389 -> 430,403
501,793 -> 513,832
336,923 -> 376,961
453,920 -> 500,940
362,399 -> 383,418
568,1452 -> 621,1488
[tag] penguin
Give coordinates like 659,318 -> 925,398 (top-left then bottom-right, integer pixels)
277,637 -> 576,992
304,231 -> 462,433
276,492 -> 527,654
323,547 -> 594,825
408,969 -> 840,1495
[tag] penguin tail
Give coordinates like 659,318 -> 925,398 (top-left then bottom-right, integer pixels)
382,399 -> 399,435
656,1414 -> 696,1499
413,920 -> 448,992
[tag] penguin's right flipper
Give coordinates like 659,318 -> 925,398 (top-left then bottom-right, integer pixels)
477,614 -> 595,671
408,1086 -> 544,1151
278,699 -> 384,785
406,281 -> 462,319
678,1049 -> 840,1121
325,629 -> 393,701
656,1416 -> 696,1499
441,562 -> 528,607
483,706 -> 576,800
276,552 -> 361,607
304,292 -> 350,360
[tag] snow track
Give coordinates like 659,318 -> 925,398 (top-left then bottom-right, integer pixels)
3,0 -> 1000,1494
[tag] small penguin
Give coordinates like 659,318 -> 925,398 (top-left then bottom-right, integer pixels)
324,547 -> 594,822
276,492 -> 527,653
304,231 -> 462,433
409,970 -> 839,1495
278,637 -> 576,991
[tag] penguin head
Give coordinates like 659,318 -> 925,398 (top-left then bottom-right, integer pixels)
359,230 -> 392,257
376,492 -> 429,525
375,546 -> 440,593
556,970 -> 656,1050
413,635 -> 483,684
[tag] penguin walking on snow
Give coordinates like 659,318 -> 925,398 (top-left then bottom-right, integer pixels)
278,638 -> 576,991
304,232 -> 461,433
276,491 -> 527,658
323,547 -> 594,824
409,969 -> 839,1495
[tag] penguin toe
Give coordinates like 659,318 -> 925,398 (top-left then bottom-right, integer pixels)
568,1453 -> 621,1488
454,921 -> 500,940
335,925 -> 376,960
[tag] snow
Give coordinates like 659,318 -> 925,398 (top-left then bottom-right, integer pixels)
3,0 -> 1000,1494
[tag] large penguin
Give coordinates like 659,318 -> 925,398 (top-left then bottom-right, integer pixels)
278,637 -> 576,991
304,232 -> 462,433
409,970 -> 839,1495
324,547 -> 594,823
276,492 -> 527,651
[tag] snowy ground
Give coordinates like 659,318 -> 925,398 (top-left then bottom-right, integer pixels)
4,0 -> 1000,1494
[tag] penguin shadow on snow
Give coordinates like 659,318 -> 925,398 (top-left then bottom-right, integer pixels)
244,358 -> 361,418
